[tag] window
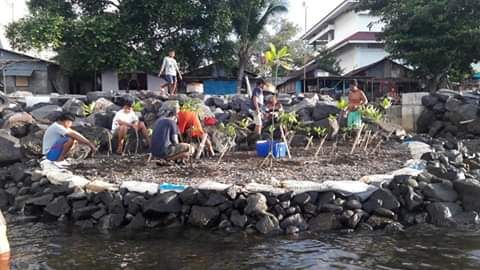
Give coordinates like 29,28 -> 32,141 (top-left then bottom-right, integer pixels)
15,76 -> 29,87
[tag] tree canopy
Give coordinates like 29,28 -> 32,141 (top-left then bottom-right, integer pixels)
7,0 -> 234,75
358,0 -> 480,90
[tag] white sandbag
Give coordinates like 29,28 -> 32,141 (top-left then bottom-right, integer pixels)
194,181 -> 231,191
403,141 -> 432,159
244,183 -> 287,195
390,167 -> 423,177
359,174 -> 394,187
45,171 -> 90,189
86,180 -> 119,193
281,180 -> 378,201
121,181 -> 159,195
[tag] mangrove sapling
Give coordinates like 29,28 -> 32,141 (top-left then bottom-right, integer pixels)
350,124 -> 364,154
302,126 -> 314,150
260,125 -> 276,168
278,112 -> 298,159
82,102 -> 96,117
328,114 -> 340,138
217,123 -> 237,164
314,127 -> 328,157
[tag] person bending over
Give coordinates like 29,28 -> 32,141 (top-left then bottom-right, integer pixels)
112,98 -> 150,154
42,112 -> 96,165
177,109 -> 214,157
347,79 -> 368,129
150,108 -> 191,161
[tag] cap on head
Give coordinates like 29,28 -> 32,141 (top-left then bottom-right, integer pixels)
350,79 -> 358,87
57,112 -> 75,122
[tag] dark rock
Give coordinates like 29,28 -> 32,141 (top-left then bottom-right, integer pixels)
366,215 -> 394,229
423,182 -> 458,202
451,211 -> 480,227
278,191 -> 294,202
428,121 -> 444,137
92,208 -> 107,220
62,98 -> 85,117
71,205 -> 100,220
180,187 -> 205,205
422,95 -> 439,108
373,208 -> 396,219
280,200 -> 290,209
319,203 -> 343,214
25,194 -> 54,207
285,226 -> 300,235
345,199 -> 362,210
384,222 -> 405,233
453,179 -> 480,211
445,97 -> 463,112
0,189 -> 8,208
143,192 -> 182,217
126,213 -> 146,230
290,135 -> 309,147
75,219 -> 94,229
44,196 -> 71,218
255,215 -> 280,234
233,194 -> 247,210
415,212 -> 429,224
292,193 -> 311,206
404,187 -> 424,211
312,103 -> 339,121
280,213 -> 308,231
224,186 -> 238,200
204,193 -> 227,207
30,105 -> 62,124
72,200 -> 88,209
348,213 -> 362,228
362,198 -> 383,213
426,202 -> 463,227
230,210 -> 247,228
417,109 -> 436,133
98,214 -> 124,230
245,193 -> 268,216
188,206 -> 220,228
303,203 -> 317,215
0,131 -> 23,164
357,223 -> 374,232
366,188 -> 400,211
218,220 -> 232,230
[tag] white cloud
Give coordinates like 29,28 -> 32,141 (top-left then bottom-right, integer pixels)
286,0 -> 343,34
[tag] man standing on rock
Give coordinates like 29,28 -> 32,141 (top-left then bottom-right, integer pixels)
252,79 -> 266,136
42,112 -> 97,166
150,107 -> 192,162
347,79 -> 368,128
158,50 -> 182,95
112,98 -> 150,155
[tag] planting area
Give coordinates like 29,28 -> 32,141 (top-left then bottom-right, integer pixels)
70,140 -> 409,186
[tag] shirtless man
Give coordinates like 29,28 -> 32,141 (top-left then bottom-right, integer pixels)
347,79 -> 368,128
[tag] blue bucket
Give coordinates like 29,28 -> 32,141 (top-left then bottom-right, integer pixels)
256,140 -> 287,158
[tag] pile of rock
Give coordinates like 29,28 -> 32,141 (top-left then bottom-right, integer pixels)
1,134 -> 480,235
417,89 -> 480,139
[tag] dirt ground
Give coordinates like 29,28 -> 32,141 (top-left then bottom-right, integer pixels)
70,139 -> 410,187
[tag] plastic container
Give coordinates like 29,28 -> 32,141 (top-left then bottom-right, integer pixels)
256,140 -> 287,158
160,183 -> 186,193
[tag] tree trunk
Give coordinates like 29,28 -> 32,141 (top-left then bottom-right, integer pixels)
236,50 -> 248,94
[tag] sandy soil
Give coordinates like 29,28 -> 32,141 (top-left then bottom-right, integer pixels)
70,139 -> 410,187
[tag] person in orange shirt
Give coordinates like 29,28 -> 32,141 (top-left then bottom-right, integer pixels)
177,110 -> 214,157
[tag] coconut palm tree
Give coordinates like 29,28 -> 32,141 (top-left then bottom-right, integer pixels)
231,0 -> 287,92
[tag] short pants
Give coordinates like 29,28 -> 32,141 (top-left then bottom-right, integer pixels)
46,136 -> 70,161
165,144 -> 190,158
164,75 -> 176,84
253,111 -> 262,126
347,111 -> 363,128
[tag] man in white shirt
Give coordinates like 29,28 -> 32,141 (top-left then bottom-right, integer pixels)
112,98 -> 150,154
42,112 -> 96,164
158,50 -> 182,95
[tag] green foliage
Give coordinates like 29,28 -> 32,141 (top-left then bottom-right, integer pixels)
264,43 -> 293,85
180,99 -> 201,113
278,111 -> 298,129
7,0 -> 234,75
82,102 -> 96,117
336,98 -> 349,111
359,105 -> 383,123
328,114 -> 338,121
357,0 -> 480,90
314,46 -> 344,75
218,123 -> 237,139
379,97 -> 392,110
313,127 -> 328,138
132,100 -> 144,113
239,118 -> 251,129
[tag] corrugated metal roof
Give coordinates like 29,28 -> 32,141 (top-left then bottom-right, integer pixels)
4,69 -> 33,76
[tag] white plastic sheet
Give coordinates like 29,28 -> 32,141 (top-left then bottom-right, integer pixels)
121,181 -> 159,195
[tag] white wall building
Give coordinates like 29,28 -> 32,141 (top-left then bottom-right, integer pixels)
302,0 -> 388,74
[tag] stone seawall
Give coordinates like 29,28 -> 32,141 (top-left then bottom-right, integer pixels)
1,136 -> 480,235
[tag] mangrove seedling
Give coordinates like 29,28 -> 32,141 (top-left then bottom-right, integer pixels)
314,127 -> 328,157
180,99 -> 201,113
336,98 -> 349,111
82,102 -> 96,117
132,100 -> 144,113
379,97 -> 392,111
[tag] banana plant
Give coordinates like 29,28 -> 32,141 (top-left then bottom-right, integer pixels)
82,102 -> 96,117
132,100 -> 144,113
238,118 -> 250,129
360,105 -> 383,123
379,97 -> 392,110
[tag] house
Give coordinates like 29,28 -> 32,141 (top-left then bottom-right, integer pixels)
302,0 -> 387,75
100,71 -> 165,92
345,57 -> 420,97
182,63 -> 258,95
0,48 -> 69,94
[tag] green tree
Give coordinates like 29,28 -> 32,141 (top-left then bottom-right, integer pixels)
357,0 -> 480,91
7,0 -> 233,77
230,0 -> 287,92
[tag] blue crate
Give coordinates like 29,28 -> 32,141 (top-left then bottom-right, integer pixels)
256,140 -> 287,158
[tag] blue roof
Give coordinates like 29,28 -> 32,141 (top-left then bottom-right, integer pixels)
473,72 -> 480,80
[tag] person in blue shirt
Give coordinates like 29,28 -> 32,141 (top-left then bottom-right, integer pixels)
252,79 -> 266,135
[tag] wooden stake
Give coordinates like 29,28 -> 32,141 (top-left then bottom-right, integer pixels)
305,136 -> 314,150
280,125 -> 292,159
371,139 -> 384,154
314,135 -> 328,158
195,134 -> 208,159
350,124 -> 364,154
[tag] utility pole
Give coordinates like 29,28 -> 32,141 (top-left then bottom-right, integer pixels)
302,1 -> 307,94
